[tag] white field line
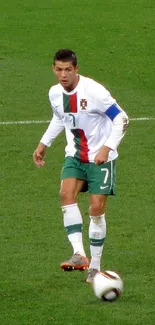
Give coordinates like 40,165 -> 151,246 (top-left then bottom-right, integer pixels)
0,117 -> 155,125
0,120 -> 51,125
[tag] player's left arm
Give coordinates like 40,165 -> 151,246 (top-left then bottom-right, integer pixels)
104,103 -> 129,150
94,82 -> 129,149
94,103 -> 129,165
88,79 -> 129,164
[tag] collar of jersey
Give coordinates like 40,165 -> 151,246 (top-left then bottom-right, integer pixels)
60,74 -> 81,95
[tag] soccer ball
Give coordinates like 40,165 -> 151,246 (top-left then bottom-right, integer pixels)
92,270 -> 123,302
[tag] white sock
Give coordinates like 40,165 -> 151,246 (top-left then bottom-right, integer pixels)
62,203 -> 86,257
89,214 -> 106,271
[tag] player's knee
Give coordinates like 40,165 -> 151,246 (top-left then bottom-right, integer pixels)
89,203 -> 104,216
59,188 -> 75,205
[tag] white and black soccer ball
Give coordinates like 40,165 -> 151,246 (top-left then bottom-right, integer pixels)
92,270 -> 123,302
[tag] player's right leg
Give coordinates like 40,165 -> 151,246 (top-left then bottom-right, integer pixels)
60,157 -> 89,271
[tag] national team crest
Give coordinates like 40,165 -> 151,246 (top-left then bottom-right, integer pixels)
80,99 -> 87,110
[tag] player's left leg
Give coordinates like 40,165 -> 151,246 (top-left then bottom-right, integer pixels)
86,194 -> 107,283
86,160 -> 116,283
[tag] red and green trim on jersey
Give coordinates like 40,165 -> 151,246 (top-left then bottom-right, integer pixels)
63,93 -> 77,113
71,129 -> 89,162
63,93 -> 89,162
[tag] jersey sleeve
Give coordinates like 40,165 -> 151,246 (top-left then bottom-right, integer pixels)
88,79 -> 129,150
40,86 -> 64,147
88,78 -> 116,112
100,92 -> 129,150
104,110 -> 129,150
40,113 -> 64,147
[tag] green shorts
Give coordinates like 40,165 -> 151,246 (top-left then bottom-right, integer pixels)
60,156 -> 116,195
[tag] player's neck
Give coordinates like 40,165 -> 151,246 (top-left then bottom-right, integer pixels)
63,75 -> 79,93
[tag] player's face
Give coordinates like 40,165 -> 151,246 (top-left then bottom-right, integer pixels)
53,61 -> 79,92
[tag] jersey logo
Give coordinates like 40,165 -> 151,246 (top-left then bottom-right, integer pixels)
100,185 -> 109,190
80,99 -> 87,110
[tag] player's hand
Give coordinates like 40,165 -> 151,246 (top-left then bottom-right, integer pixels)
94,146 -> 111,165
33,143 -> 46,168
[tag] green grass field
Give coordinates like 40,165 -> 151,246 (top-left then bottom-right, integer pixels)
1,1 -> 155,324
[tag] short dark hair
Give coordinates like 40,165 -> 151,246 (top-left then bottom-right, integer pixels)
53,49 -> 77,66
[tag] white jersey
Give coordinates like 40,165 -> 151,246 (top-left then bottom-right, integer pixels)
41,75 -> 129,162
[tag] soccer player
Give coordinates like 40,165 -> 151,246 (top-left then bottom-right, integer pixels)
33,49 -> 129,283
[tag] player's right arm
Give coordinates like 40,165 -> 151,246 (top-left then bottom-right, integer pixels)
33,142 -> 46,168
33,113 -> 64,168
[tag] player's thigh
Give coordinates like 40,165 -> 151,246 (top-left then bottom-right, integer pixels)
60,156 -> 87,204
61,156 -> 87,181
89,194 -> 108,216
60,178 -> 86,204
88,160 -> 116,195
